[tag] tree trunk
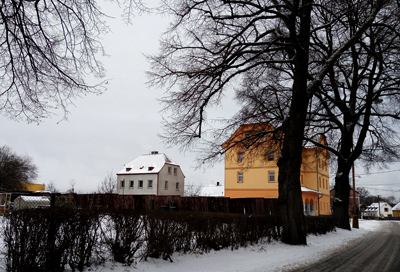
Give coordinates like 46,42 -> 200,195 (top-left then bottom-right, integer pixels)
276,0 -> 312,245
333,166 -> 352,230
278,129 -> 307,245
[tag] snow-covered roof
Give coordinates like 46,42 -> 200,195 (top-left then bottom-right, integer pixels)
200,184 -> 225,197
391,202 -> 400,211
117,152 -> 179,175
365,202 -> 391,212
17,196 -> 50,202
301,186 -> 323,195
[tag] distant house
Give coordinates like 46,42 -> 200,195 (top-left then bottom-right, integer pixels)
14,195 -> 50,209
116,151 -> 185,196
392,202 -> 400,217
363,202 -> 392,218
199,182 -> 225,197
223,123 -> 331,216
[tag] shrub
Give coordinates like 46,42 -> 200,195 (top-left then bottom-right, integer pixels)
101,210 -> 144,266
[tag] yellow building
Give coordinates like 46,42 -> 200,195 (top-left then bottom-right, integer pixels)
391,202 -> 400,217
223,123 -> 331,216
21,182 -> 46,192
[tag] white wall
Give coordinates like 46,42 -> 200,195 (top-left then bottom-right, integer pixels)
158,164 -> 185,196
117,173 -> 158,195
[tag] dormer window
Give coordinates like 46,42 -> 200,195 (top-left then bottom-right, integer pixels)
148,166 -> 154,171
126,167 -> 132,172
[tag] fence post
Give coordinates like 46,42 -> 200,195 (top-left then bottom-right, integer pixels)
50,193 -> 56,208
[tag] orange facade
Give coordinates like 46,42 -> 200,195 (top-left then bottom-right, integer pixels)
224,123 -> 331,215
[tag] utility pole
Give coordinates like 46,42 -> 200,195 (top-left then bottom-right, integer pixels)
352,164 -> 356,215
378,195 -> 381,218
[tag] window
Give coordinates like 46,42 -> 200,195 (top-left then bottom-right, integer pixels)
174,168 -> 177,175
148,180 -> 153,188
130,180 -> 134,188
238,172 -> 243,183
168,167 -> 171,174
238,153 -> 244,162
384,208 -> 389,212
121,180 -> 125,188
139,180 -> 143,188
269,171 -> 275,182
319,177 -> 321,188
165,180 -> 168,189
301,175 -> 303,185
268,152 -> 274,161
176,182 -> 179,190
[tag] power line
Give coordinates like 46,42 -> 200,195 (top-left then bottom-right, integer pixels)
362,183 -> 400,186
359,169 -> 400,175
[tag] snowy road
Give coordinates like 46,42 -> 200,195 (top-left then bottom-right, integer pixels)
288,221 -> 400,272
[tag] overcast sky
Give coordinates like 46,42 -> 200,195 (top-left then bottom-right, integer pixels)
1,1 -> 400,200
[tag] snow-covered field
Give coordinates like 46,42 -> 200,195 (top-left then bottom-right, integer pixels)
95,220 -> 383,272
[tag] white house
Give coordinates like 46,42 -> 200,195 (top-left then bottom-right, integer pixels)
116,151 -> 185,196
363,202 -> 392,218
14,195 -> 50,209
199,182 -> 225,197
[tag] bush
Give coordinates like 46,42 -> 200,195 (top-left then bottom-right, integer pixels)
101,210 -> 144,265
0,209 -> 335,270
0,208 -> 104,272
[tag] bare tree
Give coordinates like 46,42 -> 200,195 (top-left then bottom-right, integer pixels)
356,187 -> 370,206
184,182 -> 204,197
0,145 -> 38,190
97,170 -> 117,194
47,181 -> 59,193
148,0 -> 387,244
0,0 -> 146,122
303,1 -> 400,229
68,179 -> 76,193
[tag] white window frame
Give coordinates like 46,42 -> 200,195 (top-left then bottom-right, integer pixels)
238,172 -> 243,183
176,182 -> 179,190
139,180 -> 143,188
129,180 -> 134,188
121,180 -> 125,188
168,167 -> 172,174
165,180 -> 168,189
148,180 -> 153,188
174,168 -> 177,175
268,171 -> 275,182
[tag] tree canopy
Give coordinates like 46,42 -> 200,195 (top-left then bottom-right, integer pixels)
148,0 -> 395,242
0,145 -> 38,190
0,0 -> 146,122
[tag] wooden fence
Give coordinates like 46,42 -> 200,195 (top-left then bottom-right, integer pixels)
67,194 -> 279,215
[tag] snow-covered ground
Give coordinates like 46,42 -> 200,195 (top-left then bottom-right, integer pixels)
95,220 -> 385,272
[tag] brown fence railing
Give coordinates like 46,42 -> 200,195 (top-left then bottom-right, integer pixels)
70,194 -> 279,215
0,191 -> 279,215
